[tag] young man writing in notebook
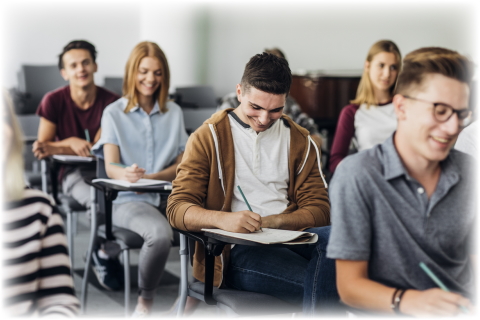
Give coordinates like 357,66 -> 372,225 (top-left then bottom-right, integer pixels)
33,40 -> 122,291
327,47 -> 476,317
168,53 -> 339,315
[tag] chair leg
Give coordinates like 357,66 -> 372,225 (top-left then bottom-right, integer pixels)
123,249 -> 131,317
177,234 -> 189,317
80,186 -> 98,315
66,210 -> 74,277
41,159 -> 48,194
72,211 -> 78,236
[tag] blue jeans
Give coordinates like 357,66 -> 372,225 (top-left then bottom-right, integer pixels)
225,226 -> 340,316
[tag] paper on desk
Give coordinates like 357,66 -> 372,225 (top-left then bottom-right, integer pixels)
92,178 -> 172,188
52,155 -> 94,162
201,228 -> 318,245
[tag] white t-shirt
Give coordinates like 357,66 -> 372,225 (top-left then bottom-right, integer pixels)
354,103 -> 397,151
228,112 -> 290,217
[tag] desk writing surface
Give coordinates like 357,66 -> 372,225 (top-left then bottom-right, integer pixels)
89,179 -> 172,194
202,228 -> 318,245
92,178 -> 171,188
52,155 -> 95,162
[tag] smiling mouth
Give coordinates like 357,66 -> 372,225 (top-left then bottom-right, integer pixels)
432,136 -> 450,144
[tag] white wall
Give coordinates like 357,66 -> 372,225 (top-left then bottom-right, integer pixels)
205,1 -> 477,97
1,0 -> 141,88
1,0 -> 477,97
139,2 -> 199,91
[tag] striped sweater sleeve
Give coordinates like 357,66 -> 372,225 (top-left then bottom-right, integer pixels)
3,189 -> 80,317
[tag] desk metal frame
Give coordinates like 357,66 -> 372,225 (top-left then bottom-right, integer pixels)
81,180 -> 171,316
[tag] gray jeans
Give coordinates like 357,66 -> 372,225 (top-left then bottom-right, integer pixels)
62,168 -> 92,209
113,201 -> 173,300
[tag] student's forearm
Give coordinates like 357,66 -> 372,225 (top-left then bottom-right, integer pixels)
36,140 -> 76,155
184,205 -> 225,232
144,163 -> 178,182
144,153 -> 183,182
105,164 -> 129,180
335,260 -> 472,316
262,208 -> 316,230
339,275 -> 396,313
183,205 -> 263,233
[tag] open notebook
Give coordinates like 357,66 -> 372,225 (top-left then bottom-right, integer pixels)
201,228 -> 318,245
92,178 -> 172,189
52,155 -> 94,162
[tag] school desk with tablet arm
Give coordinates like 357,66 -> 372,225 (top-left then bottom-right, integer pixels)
41,155 -> 96,203
173,226 -> 318,309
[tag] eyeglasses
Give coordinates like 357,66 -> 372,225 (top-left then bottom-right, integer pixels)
403,95 -> 472,127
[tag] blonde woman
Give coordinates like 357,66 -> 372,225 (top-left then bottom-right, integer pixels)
2,91 -> 79,316
92,42 -> 188,316
329,40 -> 401,173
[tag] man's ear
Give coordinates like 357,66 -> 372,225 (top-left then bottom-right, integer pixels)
93,63 -> 98,73
60,68 -> 69,81
236,84 -> 242,103
393,94 -> 407,121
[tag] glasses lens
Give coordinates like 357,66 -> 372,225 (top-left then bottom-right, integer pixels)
458,109 -> 472,120
460,111 -> 472,127
434,104 -> 452,122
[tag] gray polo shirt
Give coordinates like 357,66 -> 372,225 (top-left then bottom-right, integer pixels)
327,135 -> 476,299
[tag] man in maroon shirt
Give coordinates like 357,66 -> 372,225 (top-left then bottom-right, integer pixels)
33,40 -> 121,291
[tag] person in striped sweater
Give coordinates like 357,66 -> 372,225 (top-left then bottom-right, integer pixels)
2,90 -> 80,317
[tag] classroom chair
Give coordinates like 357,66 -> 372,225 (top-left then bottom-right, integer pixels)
81,158 -> 179,317
81,157 -> 144,317
174,229 -> 301,317
40,158 -> 89,275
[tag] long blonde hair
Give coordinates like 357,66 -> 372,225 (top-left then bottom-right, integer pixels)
122,41 -> 170,113
351,40 -> 401,107
2,90 -> 25,201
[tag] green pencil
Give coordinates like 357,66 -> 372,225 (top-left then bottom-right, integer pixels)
110,162 -> 128,168
84,129 -> 93,155
237,185 -> 262,232
419,262 -> 469,313
84,129 -> 91,142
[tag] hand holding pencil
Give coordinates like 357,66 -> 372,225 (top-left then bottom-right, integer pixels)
394,263 -> 473,317
237,185 -> 263,233
110,162 -> 146,183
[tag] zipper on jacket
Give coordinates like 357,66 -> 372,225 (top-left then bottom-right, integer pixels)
298,135 -> 328,188
208,124 -> 226,195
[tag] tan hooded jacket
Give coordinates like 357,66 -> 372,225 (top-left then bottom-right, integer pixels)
167,109 -> 330,287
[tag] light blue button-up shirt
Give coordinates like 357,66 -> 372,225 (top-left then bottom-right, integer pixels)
92,97 -> 188,206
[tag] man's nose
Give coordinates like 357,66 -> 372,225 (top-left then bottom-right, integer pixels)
258,112 -> 269,125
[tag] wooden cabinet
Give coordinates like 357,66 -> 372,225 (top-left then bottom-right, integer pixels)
290,72 -> 361,125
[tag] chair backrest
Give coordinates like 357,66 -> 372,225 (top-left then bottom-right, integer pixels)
18,114 -> 40,171
104,77 -> 123,96
175,86 -> 217,109
18,65 -> 67,114
175,86 -> 218,134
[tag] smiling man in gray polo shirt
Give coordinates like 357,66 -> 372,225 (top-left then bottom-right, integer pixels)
327,47 -> 476,317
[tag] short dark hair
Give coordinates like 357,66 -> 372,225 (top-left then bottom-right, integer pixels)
264,48 -> 286,60
395,47 -> 474,95
58,40 -> 97,69
240,52 -> 292,95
